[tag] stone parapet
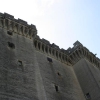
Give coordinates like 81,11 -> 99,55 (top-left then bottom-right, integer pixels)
0,12 -> 37,39
34,38 -> 100,69
0,12 -> 99,69
68,44 -> 100,69
34,37 -> 71,65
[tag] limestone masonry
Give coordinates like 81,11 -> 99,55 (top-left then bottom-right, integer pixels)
0,12 -> 100,100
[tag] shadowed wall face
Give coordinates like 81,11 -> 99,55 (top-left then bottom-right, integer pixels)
73,58 -> 100,100
35,51 -> 85,100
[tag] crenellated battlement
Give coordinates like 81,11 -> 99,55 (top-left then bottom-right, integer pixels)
34,36 -> 100,69
0,12 -> 37,39
34,35 -> 71,65
0,12 -> 100,69
64,42 -> 100,69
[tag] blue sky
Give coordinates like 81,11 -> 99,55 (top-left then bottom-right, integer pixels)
0,0 -> 100,58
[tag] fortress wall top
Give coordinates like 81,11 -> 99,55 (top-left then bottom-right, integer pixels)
0,12 -> 100,69
0,12 -> 37,39
34,35 -> 70,65
34,37 -> 100,69
67,41 -> 100,68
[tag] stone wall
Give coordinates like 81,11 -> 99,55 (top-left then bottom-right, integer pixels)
35,50 -> 85,100
0,27 -> 85,100
0,12 -> 100,100
73,58 -> 100,100
0,27 -> 38,100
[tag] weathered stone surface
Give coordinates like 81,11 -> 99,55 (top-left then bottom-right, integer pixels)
73,59 -> 100,100
0,12 -> 100,100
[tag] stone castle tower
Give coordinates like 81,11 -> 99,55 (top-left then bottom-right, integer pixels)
0,13 -> 100,100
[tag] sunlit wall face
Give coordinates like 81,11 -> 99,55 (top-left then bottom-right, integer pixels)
0,0 -> 100,58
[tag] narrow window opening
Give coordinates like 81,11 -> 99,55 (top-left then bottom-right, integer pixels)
45,47 -> 48,53
52,50 -> 54,56
42,45 -> 44,52
59,53 -> 61,59
55,85 -> 59,92
47,57 -> 52,62
34,40 -> 37,48
56,52 -> 58,58
21,26 -> 23,33
0,20 -> 3,26
25,28 -> 28,35
62,55 -> 64,60
76,51 -> 79,57
7,31 -> 13,35
49,48 -> 51,54
18,60 -> 23,66
57,72 -> 61,76
15,25 -> 18,32
38,43 -> 40,50
8,42 -> 15,49
17,60 -> 24,71
85,93 -> 91,99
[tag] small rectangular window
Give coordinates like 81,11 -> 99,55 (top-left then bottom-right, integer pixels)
47,57 -> 52,62
55,85 -> 58,92
85,93 -> 91,99
8,42 -> 15,49
17,60 -> 24,71
7,31 -> 13,35
18,60 -> 23,66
